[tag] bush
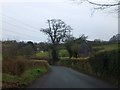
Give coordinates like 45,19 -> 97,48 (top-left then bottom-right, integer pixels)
89,49 -> 119,84
2,59 -> 26,76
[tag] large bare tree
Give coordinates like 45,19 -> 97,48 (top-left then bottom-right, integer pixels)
40,19 -> 72,64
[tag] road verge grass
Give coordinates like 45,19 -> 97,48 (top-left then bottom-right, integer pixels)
2,60 -> 50,88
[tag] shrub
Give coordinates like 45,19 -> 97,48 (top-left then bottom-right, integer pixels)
2,59 -> 26,76
89,49 -> 119,77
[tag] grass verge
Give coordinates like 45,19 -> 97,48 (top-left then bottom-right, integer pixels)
2,67 -> 50,88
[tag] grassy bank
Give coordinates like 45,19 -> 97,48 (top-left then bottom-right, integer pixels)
2,59 -> 50,88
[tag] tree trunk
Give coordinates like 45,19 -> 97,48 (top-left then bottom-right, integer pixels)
51,45 -> 58,64
75,52 -> 78,58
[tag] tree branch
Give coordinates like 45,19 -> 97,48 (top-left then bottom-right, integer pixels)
86,0 -> 120,6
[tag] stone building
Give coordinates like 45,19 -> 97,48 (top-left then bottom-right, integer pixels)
79,41 -> 92,57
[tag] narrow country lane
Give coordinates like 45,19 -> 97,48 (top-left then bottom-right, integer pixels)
28,66 -> 117,88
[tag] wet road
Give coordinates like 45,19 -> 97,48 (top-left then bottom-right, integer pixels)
28,66 -> 117,88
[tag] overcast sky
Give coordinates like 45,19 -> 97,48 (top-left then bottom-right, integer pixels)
0,0 -> 118,43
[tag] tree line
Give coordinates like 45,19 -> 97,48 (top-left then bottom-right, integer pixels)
2,32 -> 119,62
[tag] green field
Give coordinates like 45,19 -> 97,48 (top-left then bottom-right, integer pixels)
59,49 -> 69,57
36,51 -> 50,59
93,44 -> 118,54
35,49 -> 69,59
35,44 -> 119,59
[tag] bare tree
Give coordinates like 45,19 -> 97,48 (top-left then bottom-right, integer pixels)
40,19 -> 72,64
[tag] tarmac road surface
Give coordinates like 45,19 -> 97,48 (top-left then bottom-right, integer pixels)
28,66 -> 117,88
